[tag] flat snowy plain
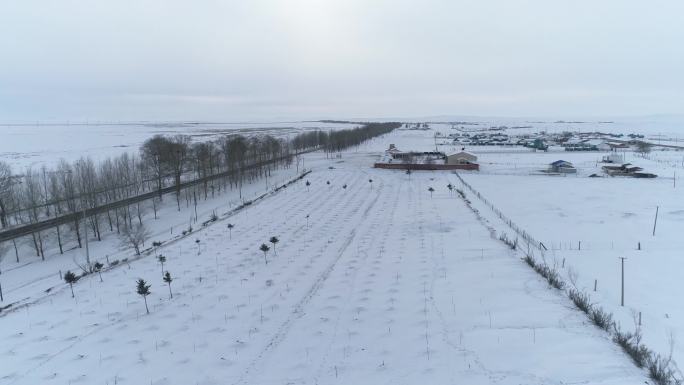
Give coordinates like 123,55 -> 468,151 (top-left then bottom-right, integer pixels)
1,120 -> 682,384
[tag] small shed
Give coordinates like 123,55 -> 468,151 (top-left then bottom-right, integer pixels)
549,160 -> 576,173
446,151 -> 477,165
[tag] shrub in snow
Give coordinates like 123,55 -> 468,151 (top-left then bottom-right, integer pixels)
648,353 -> 680,385
456,189 -> 466,199
523,254 -> 536,268
499,233 -> 518,250
613,323 -> 650,368
589,307 -> 614,332
543,267 -> 564,290
568,289 -> 592,314
93,262 -> 104,282
136,279 -> 152,314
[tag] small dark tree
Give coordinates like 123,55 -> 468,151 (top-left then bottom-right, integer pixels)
163,271 -> 173,299
428,187 -> 435,198
227,223 -> 234,239
64,270 -> 78,298
152,241 -> 162,256
636,141 -> 652,154
259,243 -> 270,265
158,255 -> 166,277
136,278 -> 151,314
93,262 -> 104,282
305,180 -> 310,192
269,236 -> 279,254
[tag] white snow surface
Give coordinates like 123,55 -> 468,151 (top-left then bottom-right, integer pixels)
0,134 -> 648,384
0,121 -> 357,170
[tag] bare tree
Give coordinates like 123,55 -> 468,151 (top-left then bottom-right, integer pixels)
0,161 -> 13,228
120,223 -> 150,255
0,241 -> 9,301
23,168 -> 46,259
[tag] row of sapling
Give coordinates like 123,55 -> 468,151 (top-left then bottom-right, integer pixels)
62,269 -> 174,313
0,123 -> 400,264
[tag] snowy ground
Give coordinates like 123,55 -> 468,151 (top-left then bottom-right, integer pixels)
0,121 -> 357,169
0,140 -> 647,384
459,167 -> 684,371
0,164 -> 304,313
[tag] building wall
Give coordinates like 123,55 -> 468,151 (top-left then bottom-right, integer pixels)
374,163 -> 479,171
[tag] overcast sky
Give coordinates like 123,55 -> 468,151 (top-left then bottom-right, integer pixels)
1,0 -> 683,122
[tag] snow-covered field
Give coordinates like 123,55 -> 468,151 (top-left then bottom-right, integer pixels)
460,164 -> 684,369
2,121 -> 682,384
0,146 -> 645,385
0,121 -> 357,170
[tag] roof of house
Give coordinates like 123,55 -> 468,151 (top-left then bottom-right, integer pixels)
447,151 -> 477,160
550,160 -> 573,167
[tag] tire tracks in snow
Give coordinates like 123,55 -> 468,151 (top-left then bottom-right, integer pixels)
232,172 -> 384,385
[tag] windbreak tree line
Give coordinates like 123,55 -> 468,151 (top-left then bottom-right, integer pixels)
0,122 -> 400,260
290,122 -> 400,156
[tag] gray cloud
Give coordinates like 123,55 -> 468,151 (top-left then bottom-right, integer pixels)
1,0 -> 682,121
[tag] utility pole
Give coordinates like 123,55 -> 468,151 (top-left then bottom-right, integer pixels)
619,257 -> 626,306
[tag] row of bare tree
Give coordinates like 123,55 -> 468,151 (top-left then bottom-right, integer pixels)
0,122 -> 400,263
